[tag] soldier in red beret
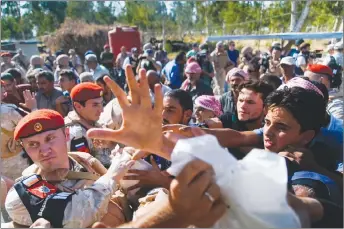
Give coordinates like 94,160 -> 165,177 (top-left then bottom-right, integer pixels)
65,82 -> 113,168
304,64 -> 343,120
1,52 -> 26,75
4,109 -> 133,228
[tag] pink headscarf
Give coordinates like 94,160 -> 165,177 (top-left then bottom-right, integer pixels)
277,77 -> 324,98
185,62 -> 202,74
194,95 -> 223,117
226,68 -> 249,82
187,56 -> 197,64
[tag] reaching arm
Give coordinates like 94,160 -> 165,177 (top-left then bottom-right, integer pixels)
203,128 -> 261,148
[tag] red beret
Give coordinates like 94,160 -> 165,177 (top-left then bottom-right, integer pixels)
1,52 -> 11,57
307,64 -> 333,77
14,109 -> 65,140
70,82 -> 103,102
104,44 -> 110,49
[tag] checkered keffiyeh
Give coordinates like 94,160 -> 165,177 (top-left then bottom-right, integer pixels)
226,68 -> 249,82
195,95 -> 223,117
277,77 -> 324,98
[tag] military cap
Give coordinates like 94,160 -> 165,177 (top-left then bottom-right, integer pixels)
70,82 -> 103,102
307,64 -> 333,78
14,109 -> 65,140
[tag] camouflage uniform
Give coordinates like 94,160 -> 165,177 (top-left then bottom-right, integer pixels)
64,111 -> 112,168
210,51 -> 231,95
0,104 -> 29,180
4,152 -> 128,228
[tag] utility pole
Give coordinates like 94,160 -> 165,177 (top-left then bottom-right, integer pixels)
290,0 -> 297,32
162,16 -> 166,50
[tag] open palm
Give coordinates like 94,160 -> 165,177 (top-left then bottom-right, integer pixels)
87,65 -> 169,159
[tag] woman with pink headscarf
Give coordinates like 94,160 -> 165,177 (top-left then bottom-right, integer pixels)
194,95 -> 223,124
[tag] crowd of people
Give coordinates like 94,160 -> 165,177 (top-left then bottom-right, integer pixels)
0,37 -> 343,228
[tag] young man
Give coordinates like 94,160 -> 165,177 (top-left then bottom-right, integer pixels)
267,46 -> 282,76
56,69 -> 79,116
96,75 -> 114,106
279,56 -> 296,84
100,44 -> 114,70
220,68 -> 248,114
215,80 -> 273,131
5,109 -> 133,228
227,41 -> 239,67
116,46 -> 129,70
161,52 -> 187,89
1,72 -> 32,110
59,69 -> 78,93
5,68 -> 27,85
289,39 -> 304,58
295,43 -> 311,75
123,47 -> 139,75
137,49 -> 161,73
26,68 -> 42,92
180,62 -> 213,102
154,43 -> 168,67
186,43 -> 199,59
162,89 -> 193,126
65,83 -> 113,168
35,71 -> 64,112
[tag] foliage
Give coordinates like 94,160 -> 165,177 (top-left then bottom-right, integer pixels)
1,0 -> 342,41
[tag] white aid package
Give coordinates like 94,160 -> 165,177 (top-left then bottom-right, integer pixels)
115,149 -> 152,195
167,135 -> 301,228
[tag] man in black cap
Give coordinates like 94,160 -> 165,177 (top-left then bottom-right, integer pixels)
288,39 -> 304,58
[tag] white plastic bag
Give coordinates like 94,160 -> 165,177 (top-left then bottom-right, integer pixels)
114,148 -> 152,195
167,135 -> 301,228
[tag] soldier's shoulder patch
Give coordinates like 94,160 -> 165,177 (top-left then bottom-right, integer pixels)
70,136 -> 90,154
27,180 -> 57,199
22,174 -> 42,188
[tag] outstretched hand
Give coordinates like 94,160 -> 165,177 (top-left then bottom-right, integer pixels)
20,90 -> 37,111
87,65 -> 171,159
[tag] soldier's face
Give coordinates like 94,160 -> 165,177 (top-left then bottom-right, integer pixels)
21,129 -> 69,172
77,97 -> 104,122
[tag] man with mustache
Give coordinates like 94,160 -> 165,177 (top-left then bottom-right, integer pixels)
220,68 -> 248,114
162,89 -> 193,126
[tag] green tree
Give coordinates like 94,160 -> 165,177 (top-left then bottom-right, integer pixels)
1,1 -> 34,39
94,2 -> 116,25
21,1 -> 67,36
66,1 -> 95,23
